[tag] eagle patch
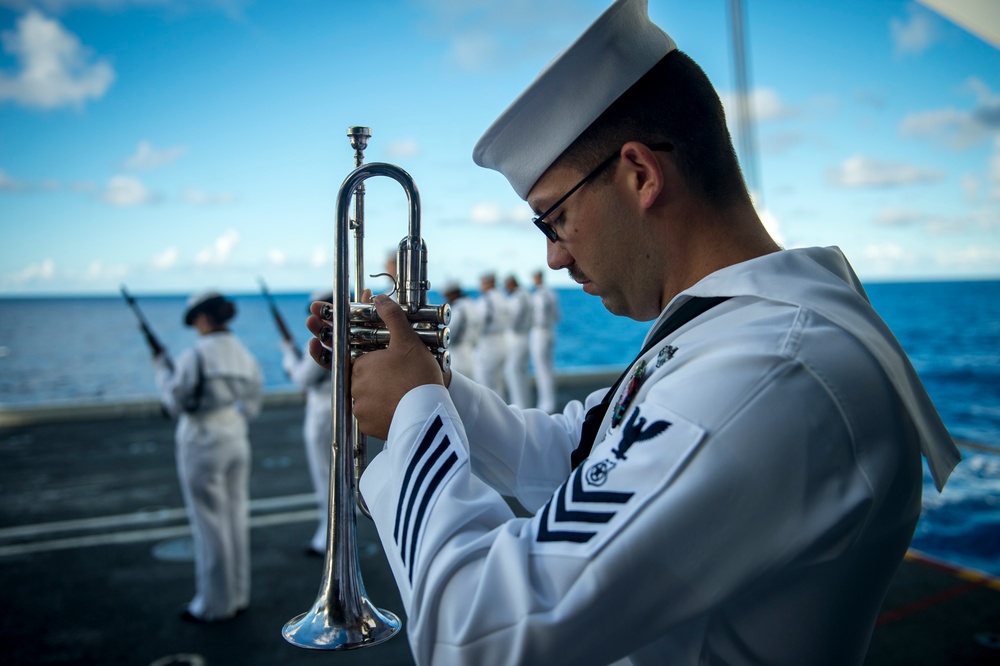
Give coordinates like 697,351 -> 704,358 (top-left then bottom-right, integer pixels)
533,404 -> 706,558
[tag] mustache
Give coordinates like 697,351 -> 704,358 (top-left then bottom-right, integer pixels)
566,265 -> 589,283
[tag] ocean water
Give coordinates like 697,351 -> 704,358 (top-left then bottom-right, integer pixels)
0,281 -> 998,575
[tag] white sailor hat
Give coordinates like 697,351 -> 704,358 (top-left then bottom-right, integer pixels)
473,0 -> 676,200
184,289 -> 227,325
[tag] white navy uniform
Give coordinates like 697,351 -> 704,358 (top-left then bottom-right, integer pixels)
281,339 -> 332,554
446,296 -> 477,378
155,331 -> 263,621
504,285 -> 533,408
473,288 -> 508,397
360,247 -> 959,665
530,282 -> 561,413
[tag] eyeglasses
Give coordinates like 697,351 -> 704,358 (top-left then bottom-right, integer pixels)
531,142 -> 673,242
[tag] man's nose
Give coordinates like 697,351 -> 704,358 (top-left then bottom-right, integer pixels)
546,238 -> 571,271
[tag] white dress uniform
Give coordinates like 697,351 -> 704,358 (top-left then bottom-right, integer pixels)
281,339 -> 332,554
155,331 -> 263,621
530,283 -> 561,413
504,285 -> 533,408
446,296 -> 477,378
473,288 -> 508,397
359,247 -> 959,666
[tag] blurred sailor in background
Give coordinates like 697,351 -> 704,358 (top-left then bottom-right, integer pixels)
473,271 -> 507,397
503,274 -> 533,407
154,290 -> 263,623
529,269 -> 560,413
443,282 -> 476,377
280,290 -> 333,556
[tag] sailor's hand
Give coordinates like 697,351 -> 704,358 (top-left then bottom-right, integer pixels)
306,288 -> 375,370
306,299 -> 334,371
352,294 -> 444,440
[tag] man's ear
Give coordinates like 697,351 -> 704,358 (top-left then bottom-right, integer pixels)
620,141 -> 667,210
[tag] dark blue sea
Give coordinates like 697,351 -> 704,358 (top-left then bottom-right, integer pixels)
0,281 -> 997,576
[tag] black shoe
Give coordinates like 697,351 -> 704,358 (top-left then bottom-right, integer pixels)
180,609 -> 210,624
181,607 -> 243,623
304,546 -> 324,558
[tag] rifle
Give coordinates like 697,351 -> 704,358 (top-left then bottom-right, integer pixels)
120,285 -> 173,371
258,277 -> 301,358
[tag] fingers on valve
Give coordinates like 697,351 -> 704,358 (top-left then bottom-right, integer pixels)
308,338 -> 332,370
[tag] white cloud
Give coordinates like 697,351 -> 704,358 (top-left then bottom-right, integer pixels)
469,202 -> 503,225
827,155 -> 943,188
901,107 -> 992,149
874,208 -> 927,228
468,201 -> 527,226
890,5 -> 939,56
386,138 -> 421,159
0,1 -> 251,17
8,258 -> 55,284
966,78 -> 1000,127
70,180 -> 97,193
0,169 -> 27,191
961,173 -> 981,203
267,248 -> 287,267
861,243 -> 918,275
310,245 -> 327,268
195,228 -> 240,266
757,207 -> 784,246
0,10 -> 114,109
956,138 -> 1000,204
150,246 -> 178,269
749,192 -> 784,245
901,107 -> 966,139
760,131 -> 806,155
84,259 -> 126,281
865,243 -> 906,261
448,32 -> 499,72
990,137 -> 1000,200
180,187 -> 236,205
124,140 -> 188,170
854,88 -> 886,110
872,207 -> 987,235
103,175 -> 154,206
0,170 -> 59,192
422,0 -> 589,72
721,87 -> 797,131
900,78 -> 1000,149
936,245 -> 1000,269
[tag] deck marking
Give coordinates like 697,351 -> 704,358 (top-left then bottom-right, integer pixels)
876,579 -> 987,626
0,494 -> 327,557
877,549 -> 1000,626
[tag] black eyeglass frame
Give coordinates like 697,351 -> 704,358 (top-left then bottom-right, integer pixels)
531,142 -> 673,242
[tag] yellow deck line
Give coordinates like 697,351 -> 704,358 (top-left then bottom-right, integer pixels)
906,548 -> 1000,592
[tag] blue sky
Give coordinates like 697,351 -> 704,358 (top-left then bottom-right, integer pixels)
1,0 -> 998,296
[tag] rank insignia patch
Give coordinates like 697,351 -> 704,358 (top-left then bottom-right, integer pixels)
536,462 -> 633,544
